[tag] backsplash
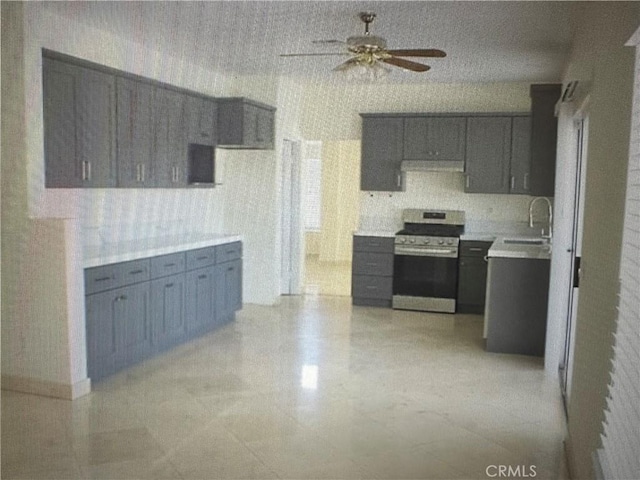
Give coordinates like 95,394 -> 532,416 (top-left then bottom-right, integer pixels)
359,170 -> 536,229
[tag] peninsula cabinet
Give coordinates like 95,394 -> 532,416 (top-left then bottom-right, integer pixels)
85,241 -> 243,381
360,116 -> 404,191
217,98 -> 275,150
43,57 -> 117,187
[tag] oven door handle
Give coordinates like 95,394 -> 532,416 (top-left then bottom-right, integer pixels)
394,247 -> 458,258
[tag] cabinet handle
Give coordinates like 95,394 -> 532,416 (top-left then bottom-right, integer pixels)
196,256 -> 208,261
140,164 -> 145,182
94,276 -> 112,282
510,176 -> 515,190
465,176 -> 470,189
365,286 -> 378,290
165,283 -> 174,288
366,262 -> 379,267
164,263 -> 176,267
82,161 -> 91,181
198,274 -> 207,279
524,173 -> 530,190
115,295 -> 127,302
227,267 -> 234,272
484,255 -> 489,262
469,247 -> 483,252
396,172 -> 402,188
172,166 -> 179,183
129,269 -> 145,275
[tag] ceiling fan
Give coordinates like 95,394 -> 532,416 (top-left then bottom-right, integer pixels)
280,12 -> 446,73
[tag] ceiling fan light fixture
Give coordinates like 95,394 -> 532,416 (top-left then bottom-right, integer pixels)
336,56 -> 390,82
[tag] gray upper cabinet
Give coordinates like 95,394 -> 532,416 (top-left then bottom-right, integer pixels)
360,116 -> 404,191
403,117 -> 466,163
43,57 -> 117,188
116,77 -> 155,187
530,84 -> 561,197
217,98 -> 275,150
186,95 -> 217,146
154,88 -> 187,187
465,116 -> 512,194
510,116 -> 532,195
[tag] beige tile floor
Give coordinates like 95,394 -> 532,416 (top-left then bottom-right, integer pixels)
304,255 -> 352,297
2,294 -> 569,480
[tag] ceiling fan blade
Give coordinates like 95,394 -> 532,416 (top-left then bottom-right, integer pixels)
386,49 -> 446,58
381,56 -> 431,72
280,52 -> 350,57
332,58 -> 360,72
312,39 -> 347,45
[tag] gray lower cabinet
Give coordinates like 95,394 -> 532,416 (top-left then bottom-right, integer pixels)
457,241 -> 492,314
352,236 -> 395,307
485,257 -> 550,356
43,57 -> 117,188
85,242 -> 242,381
86,282 -> 151,381
360,116 -> 404,192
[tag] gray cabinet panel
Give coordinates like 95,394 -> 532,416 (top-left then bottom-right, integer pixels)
186,246 -> 217,270
530,84 -> 561,197
360,116 -> 404,191
85,258 -> 150,295
186,95 -> 217,146
215,259 -> 242,324
150,252 -> 186,279
186,266 -> 217,333
457,241 -> 492,314
154,88 -> 187,187
510,116 -> 532,195
352,252 -> 394,276
215,242 -> 242,263
352,275 -> 393,300
403,117 -> 465,162
86,282 -> 151,380
117,77 -> 155,187
151,273 -> 187,349
465,117 -> 512,193
217,98 -> 275,149
485,257 -> 550,356
352,236 -> 395,253
43,58 -> 117,187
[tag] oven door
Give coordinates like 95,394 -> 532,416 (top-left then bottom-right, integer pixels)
392,246 -> 459,313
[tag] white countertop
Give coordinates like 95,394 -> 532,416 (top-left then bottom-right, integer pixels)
353,230 -> 396,238
461,220 -> 542,241
488,236 -> 552,260
83,233 -> 243,268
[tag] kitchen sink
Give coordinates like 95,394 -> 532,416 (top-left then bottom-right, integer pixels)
503,238 -> 548,245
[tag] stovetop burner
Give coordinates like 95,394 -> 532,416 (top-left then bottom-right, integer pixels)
395,209 -> 465,238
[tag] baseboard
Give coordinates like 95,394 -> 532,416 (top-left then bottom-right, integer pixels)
564,437 -> 577,480
1,374 -> 91,400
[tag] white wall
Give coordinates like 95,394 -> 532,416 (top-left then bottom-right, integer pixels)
559,4 -> 640,479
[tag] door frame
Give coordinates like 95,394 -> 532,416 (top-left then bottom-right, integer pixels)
280,138 -> 303,295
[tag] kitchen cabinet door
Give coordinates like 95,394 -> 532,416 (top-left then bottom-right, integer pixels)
43,57 -> 117,187
458,256 -> 489,314
186,95 -> 217,146
117,77 -> 155,187
86,282 -> 151,380
154,88 -> 187,187
510,116 -> 532,195
360,116 -> 404,191
186,266 -> 217,334
215,259 -> 242,325
217,98 -> 275,149
151,273 -> 187,350
403,117 -> 466,162
465,117 -> 512,193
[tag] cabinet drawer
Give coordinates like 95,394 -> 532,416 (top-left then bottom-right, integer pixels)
352,275 -> 393,300
186,247 -> 216,270
460,241 -> 492,258
215,242 -> 242,263
85,259 -> 150,294
150,252 -> 186,279
353,236 -> 395,254
352,252 -> 394,276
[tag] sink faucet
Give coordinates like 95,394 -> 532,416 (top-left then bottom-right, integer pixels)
529,197 -> 553,239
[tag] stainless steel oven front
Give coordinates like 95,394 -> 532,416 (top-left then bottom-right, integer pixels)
392,237 -> 460,313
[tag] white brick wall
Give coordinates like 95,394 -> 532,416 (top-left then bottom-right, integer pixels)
599,34 -> 640,479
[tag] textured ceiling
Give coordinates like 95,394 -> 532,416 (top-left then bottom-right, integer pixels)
41,1 -> 577,84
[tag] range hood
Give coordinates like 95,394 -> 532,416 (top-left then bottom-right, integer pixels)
400,160 -> 465,172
